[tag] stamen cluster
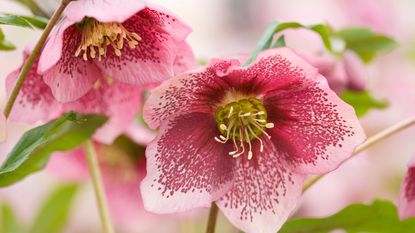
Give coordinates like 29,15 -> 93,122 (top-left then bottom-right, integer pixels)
75,18 -> 142,61
214,97 -> 274,160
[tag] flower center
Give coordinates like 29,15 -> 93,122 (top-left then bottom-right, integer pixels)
214,97 -> 274,160
75,18 -> 142,61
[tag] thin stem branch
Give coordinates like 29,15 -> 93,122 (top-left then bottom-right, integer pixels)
3,0 -> 72,118
303,116 -> 415,192
85,140 -> 115,233
205,203 -> 219,233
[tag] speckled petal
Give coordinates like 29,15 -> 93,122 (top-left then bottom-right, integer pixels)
264,75 -> 366,175
173,41 -> 197,75
95,7 -> 191,85
399,156 -> 415,219
41,23 -> 102,102
143,59 -> 239,129
6,52 -> 62,124
216,137 -> 306,233
141,112 -> 234,213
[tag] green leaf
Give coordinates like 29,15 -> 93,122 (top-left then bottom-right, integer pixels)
1,203 -> 26,233
0,28 -> 16,51
341,91 -> 388,117
244,22 -> 333,66
30,184 -> 79,233
0,14 -> 48,29
336,28 -> 398,63
272,35 -> 286,48
0,113 -> 107,187
309,24 -> 333,52
17,15 -> 48,29
279,200 -> 415,233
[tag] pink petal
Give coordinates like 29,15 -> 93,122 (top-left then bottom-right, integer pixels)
143,59 -> 239,129
102,160 -> 160,230
251,48 -> 318,84
399,156 -> 415,219
124,122 -> 157,146
144,2 -> 192,40
42,61 -> 100,103
223,48 -> 319,97
41,24 -> 102,102
298,51 -> 348,94
216,138 -> 306,233
140,112 -> 234,213
95,8 -> 189,85
47,147 -> 89,181
265,75 -> 366,175
0,111 -> 6,143
173,41 -> 197,75
62,82 -> 142,144
296,51 -> 336,75
6,55 -> 62,124
64,0 -> 146,23
343,50 -> 367,91
38,17 -> 74,74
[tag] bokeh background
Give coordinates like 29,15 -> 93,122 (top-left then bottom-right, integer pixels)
1,0 -> 415,232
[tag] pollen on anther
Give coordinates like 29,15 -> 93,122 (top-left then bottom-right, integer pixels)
265,123 -> 274,128
75,19 -> 142,61
220,124 -> 227,131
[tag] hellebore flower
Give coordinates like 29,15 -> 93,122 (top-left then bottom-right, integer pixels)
141,48 -> 366,233
399,155 -> 415,219
6,48 -> 142,144
47,136 -> 159,231
299,50 -> 367,94
0,111 -> 6,143
38,0 -> 192,102
7,41 -> 195,144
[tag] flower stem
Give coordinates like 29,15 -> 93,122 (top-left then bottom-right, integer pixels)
303,116 -> 415,192
85,140 -> 115,233
3,0 -> 73,118
206,203 -> 219,233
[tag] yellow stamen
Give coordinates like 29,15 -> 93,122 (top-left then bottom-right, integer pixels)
75,18 -> 142,61
215,97 -> 274,160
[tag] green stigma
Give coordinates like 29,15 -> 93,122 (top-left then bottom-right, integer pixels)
214,97 -> 274,160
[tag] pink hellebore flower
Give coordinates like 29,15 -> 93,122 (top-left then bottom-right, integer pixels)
6,48 -> 142,144
299,50 -> 367,94
38,0 -> 192,102
7,42 -> 194,144
141,48 -> 366,233
48,136 -> 158,231
399,155 -> 415,219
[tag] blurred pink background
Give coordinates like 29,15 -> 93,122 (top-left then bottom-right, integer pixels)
1,0 -> 415,232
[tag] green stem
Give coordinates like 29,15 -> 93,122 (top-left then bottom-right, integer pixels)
16,0 -> 49,18
84,140 -> 115,233
303,116 -> 415,192
206,203 -> 219,233
3,0 -> 72,118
